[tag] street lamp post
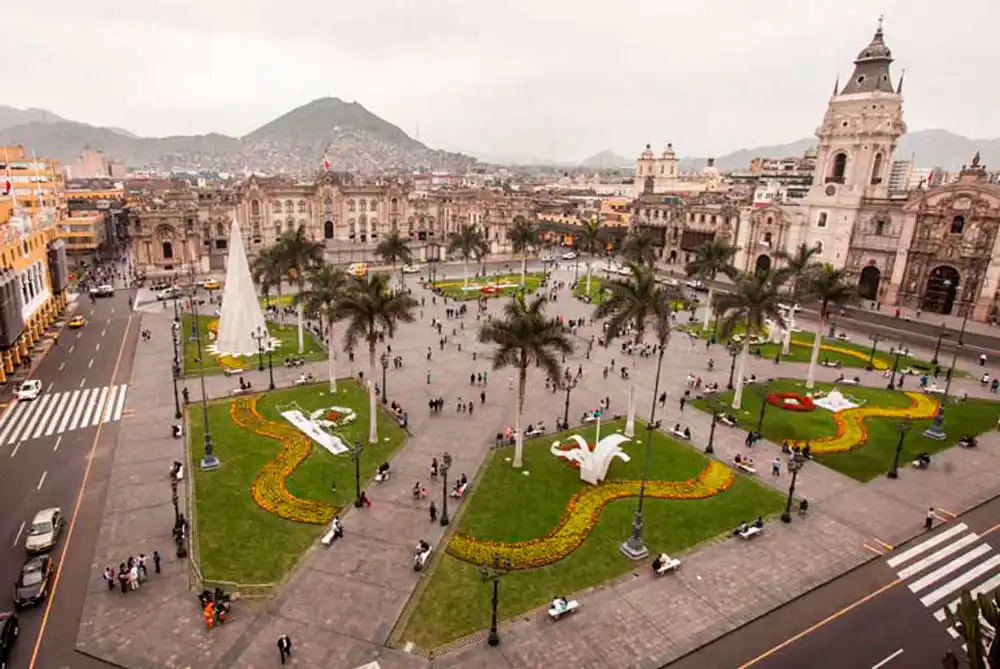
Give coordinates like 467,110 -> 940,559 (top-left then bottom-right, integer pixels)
886,345 -> 906,390
252,327 -> 266,372
931,329 -> 949,366
780,453 -> 806,523
888,419 -> 912,478
726,343 -> 739,391
561,375 -> 578,429
191,286 -> 220,471
439,452 -> 453,526
347,438 -> 365,507
380,352 -> 389,405
865,334 -> 884,371
706,405 -> 719,455
925,301 -> 970,440
480,553 -> 512,647
172,360 -> 182,420
253,324 -> 276,391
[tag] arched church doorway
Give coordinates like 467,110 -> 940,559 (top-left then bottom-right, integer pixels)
324,220 -> 334,239
858,265 -> 881,300
668,249 -> 677,263
921,265 -> 961,315
162,241 -> 174,260
754,254 -> 772,275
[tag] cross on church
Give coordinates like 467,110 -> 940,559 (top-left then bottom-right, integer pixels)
877,14 -> 884,31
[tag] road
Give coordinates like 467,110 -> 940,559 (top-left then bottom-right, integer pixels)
668,498 -> 1000,669
0,289 -> 138,669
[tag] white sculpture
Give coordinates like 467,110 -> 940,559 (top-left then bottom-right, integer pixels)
765,318 -> 784,345
215,218 -> 270,358
814,389 -> 861,413
550,433 -> 632,485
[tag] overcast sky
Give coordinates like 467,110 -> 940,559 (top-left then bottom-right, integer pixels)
7,0 -> 998,162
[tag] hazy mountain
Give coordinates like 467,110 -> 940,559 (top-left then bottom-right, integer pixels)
0,106 -> 66,132
580,150 -> 632,169
0,97 -> 473,174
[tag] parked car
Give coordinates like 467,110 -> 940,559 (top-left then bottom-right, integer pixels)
202,280 -> 221,291
779,302 -> 802,313
402,265 -> 421,274
25,508 -> 62,554
68,315 -> 86,329
660,278 -> 681,287
540,254 -> 555,263
150,281 -> 172,292
15,381 -> 41,402
0,611 -> 18,669
561,252 -> 577,260
89,284 -> 115,298
157,287 -> 181,301
13,555 -> 53,608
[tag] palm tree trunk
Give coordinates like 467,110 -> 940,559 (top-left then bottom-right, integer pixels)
521,251 -> 527,289
368,342 -> 378,444
782,309 -> 796,355
586,251 -> 593,295
463,256 -> 469,291
326,314 -> 337,394
276,283 -> 284,326
296,296 -> 305,355
399,263 -> 405,291
806,307 -> 826,389
513,361 -> 528,468
703,285 -> 714,331
731,337 -> 751,409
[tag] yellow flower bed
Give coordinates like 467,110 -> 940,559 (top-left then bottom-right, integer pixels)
789,337 -> 890,370
446,461 -> 735,570
230,396 -> 336,525
791,392 -> 938,455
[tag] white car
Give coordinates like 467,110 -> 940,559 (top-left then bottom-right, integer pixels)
402,265 -> 421,274
25,507 -> 63,554
561,252 -> 577,260
157,287 -> 181,301
686,280 -> 707,291
661,278 -> 681,287
540,255 -> 555,263
780,302 -> 803,313
16,380 -> 42,401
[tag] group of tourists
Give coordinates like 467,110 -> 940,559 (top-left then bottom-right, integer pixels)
102,552 -> 161,594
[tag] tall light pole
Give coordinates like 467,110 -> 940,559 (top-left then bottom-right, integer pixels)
886,345 -> 906,390
480,553 -> 512,647
252,327 -> 266,372
931,329 -> 949,366
347,438 -> 365,507
705,401 -> 721,455
380,352 -> 389,405
561,374 -> 578,429
925,292 -> 970,440
439,451 -> 453,526
865,333 -> 884,371
754,384 -> 769,435
190,273 -> 220,471
780,453 -> 806,523
888,418 -> 912,478
726,343 -> 739,391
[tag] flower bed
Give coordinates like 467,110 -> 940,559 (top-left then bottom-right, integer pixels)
767,392 -> 815,412
446,460 -> 735,570
790,337 -> 890,370
791,392 -> 938,455
230,396 -> 336,525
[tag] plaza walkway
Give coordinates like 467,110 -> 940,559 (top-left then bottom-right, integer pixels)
76,269 -> 1000,669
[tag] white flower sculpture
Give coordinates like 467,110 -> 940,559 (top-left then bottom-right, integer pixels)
550,433 -> 632,485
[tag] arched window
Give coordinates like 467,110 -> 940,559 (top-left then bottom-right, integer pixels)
875,219 -> 888,235
870,153 -> 884,185
162,241 -> 174,260
274,223 -> 281,238
216,222 -> 225,237
251,200 -> 260,216
951,216 -> 965,234
763,232 -> 773,245
347,199 -> 356,213
284,200 -> 293,213
829,153 -> 847,183
272,200 -> 282,214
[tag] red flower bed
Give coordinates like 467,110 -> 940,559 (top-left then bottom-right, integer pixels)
767,392 -> 815,412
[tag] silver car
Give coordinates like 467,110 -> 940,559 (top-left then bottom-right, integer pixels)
25,508 -> 62,554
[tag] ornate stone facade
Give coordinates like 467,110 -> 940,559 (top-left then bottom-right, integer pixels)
632,192 -> 739,266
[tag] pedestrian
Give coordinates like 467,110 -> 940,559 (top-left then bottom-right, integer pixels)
103,566 -> 115,591
981,353 -> 988,367
925,507 -> 936,531
508,376 -> 514,389
138,554 -> 148,582
129,562 -> 139,590
153,550 -> 162,574
772,458 -> 781,477
679,396 -> 686,412
483,371 -> 488,385
427,370 -> 432,384
429,501 -> 437,522
468,401 -> 474,415
360,491 -> 371,508
118,566 -> 128,594
659,392 -> 666,407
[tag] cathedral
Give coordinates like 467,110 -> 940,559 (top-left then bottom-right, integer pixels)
733,20 -> 1000,322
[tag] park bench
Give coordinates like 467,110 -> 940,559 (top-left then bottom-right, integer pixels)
548,599 -> 580,620
414,548 -> 432,572
524,427 -> 546,438
838,377 -> 860,386
668,428 -> 691,441
653,556 -> 681,575
737,463 -> 757,475
739,526 -> 763,540
450,483 -> 468,499
227,387 -> 251,397
719,415 -> 738,428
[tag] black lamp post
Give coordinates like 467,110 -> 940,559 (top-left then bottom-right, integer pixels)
886,345 -> 906,390
726,343 -> 739,391
191,282 -> 220,471
931,329 -> 949,366
252,327 -> 266,372
172,360 -> 182,420
706,403 -> 720,455
480,553 -> 512,647
253,324 -> 276,390
754,384 -> 769,435
561,375 -> 578,428
888,419 -> 912,478
865,333 -> 884,371
380,352 -> 389,405
347,438 -> 365,507
780,453 -> 806,523
439,451 -> 453,526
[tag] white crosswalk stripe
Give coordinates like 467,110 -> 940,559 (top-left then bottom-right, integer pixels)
1,384 -> 129,446
888,522 -> 1000,653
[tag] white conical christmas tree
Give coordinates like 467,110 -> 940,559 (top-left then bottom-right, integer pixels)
216,219 -> 269,357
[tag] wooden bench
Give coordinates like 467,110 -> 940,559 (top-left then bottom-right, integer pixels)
838,378 -> 860,386
719,416 -> 738,428
548,599 -> 580,620
321,522 -> 343,546
739,526 -> 763,540
654,557 -> 681,575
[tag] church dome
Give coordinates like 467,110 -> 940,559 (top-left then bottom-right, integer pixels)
855,22 -> 892,63
662,143 -> 676,159
640,143 -> 654,160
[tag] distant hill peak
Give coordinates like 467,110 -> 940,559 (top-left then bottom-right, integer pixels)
580,150 -> 632,168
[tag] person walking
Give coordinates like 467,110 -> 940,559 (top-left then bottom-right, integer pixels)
771,458 -> 781,478
103,566 -> 115,591
925,507 -> 936,531
360,491 -> 372,508
429,501 -> 437,523
277,634 -> 292,664
679,396 -> 686,412
153,550 -> 162,574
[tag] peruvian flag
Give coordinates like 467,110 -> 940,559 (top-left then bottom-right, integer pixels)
3,177 -> 9,196
322,152 -> 331,172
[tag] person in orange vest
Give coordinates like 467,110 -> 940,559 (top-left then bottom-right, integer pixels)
204,601 -> 215,630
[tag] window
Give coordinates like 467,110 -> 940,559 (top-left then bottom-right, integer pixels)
272,200 -> 282,214
828,153 -> 847,183
817,213 -> 828,228
875,219 -> 887,236
871,153 -> 884,185
763,232 -> 773,245
251,200 -> 260,216
274,224 -> 281,238
347,199 -> 356,213
359,200 -> 367,213
216,222 -> 225,237
950,216 -> 965,234
162,241 -> 174,260
370,200 -> 378,212
815,241 -> 824,254
297,200 -> 306,214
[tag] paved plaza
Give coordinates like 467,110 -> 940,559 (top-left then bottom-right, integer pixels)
75,266 -> 1000,669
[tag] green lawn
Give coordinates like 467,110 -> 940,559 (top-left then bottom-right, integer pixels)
574,276 -> 693,310
186,380 -> 407,585
181,313 -> 325,376
399,420 -> 784,650
692,379 -> 1000,482
259,294 -> 295,308
431,272 -> 544,300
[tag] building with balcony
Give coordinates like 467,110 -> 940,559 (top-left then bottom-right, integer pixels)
1,146 -> 65,220
632,190 -> 740,266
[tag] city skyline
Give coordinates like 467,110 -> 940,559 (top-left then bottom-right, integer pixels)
6,0 -> 1000,162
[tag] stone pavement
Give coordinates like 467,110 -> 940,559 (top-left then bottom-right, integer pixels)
76,267 -> 1000,669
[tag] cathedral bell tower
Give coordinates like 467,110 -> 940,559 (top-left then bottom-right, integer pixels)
808,17 -> 906,203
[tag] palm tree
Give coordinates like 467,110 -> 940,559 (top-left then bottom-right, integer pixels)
577,217 -> 604,297
594,262 -> 682,558
715,270 -> 788,409
804,266 -> 856,389
334,273 -> 417,444
301,264 -> 349,393
252,246 -> 285,325
479,295 -> 573,468
277,226 -> 324,355
621,229 -> 658,267
942,589 -> 1000,668
685,237 -> 738,331
374,229 -> 413,290
447,224 -> 489,292
508,216 -> 540,289
776,242 -> 823,354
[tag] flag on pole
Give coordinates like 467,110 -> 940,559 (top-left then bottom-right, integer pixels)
322,152 -> 330,172
3,146 -> 15,203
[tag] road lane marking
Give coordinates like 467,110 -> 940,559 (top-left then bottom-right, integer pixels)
68,389 -> 91,431
80,390 -> 100,427
873,537 -> 894,551
30,396 -> 58,440
101,328 -> 106,337
79,377 -> 86,388
53,435 -> 61,452
95,343 -> 101,352
36,470 -> 46,491
7,402 -> 40,444
58,361 -> 64,371
68,345 -> 74,354
898,532 -> 981,579
887,523 -> 968,567
10,441 -> 21,458
89,387 -> 109,427
77,332 -> 82,339
113,386 -> 127,420
29,313 -> 134,669
871,649 -> 904,668
920,554 -> 1000,607
0,401 -> 22,437
938,508 -> 957,518
46,383 -> 53,393
45,394 -> 71,437
102,386 -> 120,423
56,391 -> 83,435
12,520 -> 24,547
908,544 -> 992,593
20,395 -> 53,441
863,543 -> 885,556
88,358 -> 94,369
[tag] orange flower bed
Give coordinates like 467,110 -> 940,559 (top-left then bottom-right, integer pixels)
230,396 -> 336,525
446,461 -> 735,570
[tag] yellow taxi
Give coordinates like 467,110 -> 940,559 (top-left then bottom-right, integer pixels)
347,263 -> 369,277
68,315 -> 86,329
203,280 -> 221,290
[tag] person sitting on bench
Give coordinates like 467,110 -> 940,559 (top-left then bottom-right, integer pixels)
331,516 -> 344,540
959,435 -> 978,448
802,443 -> 812,459
551,596 -> 569,613
683,426 -> 691,440
915,452 -> 931,469
651,554 -> 663,572
375,462 -> 391,483
733,520 -> 749,537
753,516 -> 764,530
